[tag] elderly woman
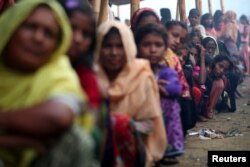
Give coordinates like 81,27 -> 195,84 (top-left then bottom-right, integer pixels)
0,0 -> 95,166
94,21 -> 166,167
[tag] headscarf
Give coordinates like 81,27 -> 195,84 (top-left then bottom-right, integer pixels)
0,0 -> 88,166
202,36 -> 220,57
0,0 -> 85,110
94,21 -> 166,166
131,7 -> 160,31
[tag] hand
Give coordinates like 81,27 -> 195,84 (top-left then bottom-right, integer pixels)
196,44 -> 205,57
158,79 -> 169,96
134,120 -> 154,135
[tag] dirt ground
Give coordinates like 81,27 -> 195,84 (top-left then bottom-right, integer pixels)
171,76 -> 250,167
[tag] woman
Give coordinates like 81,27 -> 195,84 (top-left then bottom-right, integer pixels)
0,0 -> 94,166
202,36 -> 220,57
95,21 -> 166,167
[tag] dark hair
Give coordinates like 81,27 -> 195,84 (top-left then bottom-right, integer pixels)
165,20 -> 187,31
202,37 -> 216,48
189,8 -> 200,17
132,10 -> 159,31
212,54 -> 234,71
58,0 -> 96,67
214,10 -> 223,28
189,30 -> 203,43
205,54 -> 213,67
200,13 -> 213,28
217,40 -> 230,55
160,8 -> 171,24
103,27 -> 120,43
240,14 -> 249,25
135,24 -> 168,49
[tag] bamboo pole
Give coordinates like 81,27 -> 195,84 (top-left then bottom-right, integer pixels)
176,0 -> 179,20
179,0 -> 186,22
117,5 -> 120,18
195,0 -> 202,15
220,0 -> 224,13
93,0 -> 101,21
131,0 -> 140,19
98,0 -> 108,25
208,0 -> 212,14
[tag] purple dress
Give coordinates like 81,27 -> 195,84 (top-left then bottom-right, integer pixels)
156,65 -> 184,157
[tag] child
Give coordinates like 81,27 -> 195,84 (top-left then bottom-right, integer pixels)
131,7 -> 160,33
135,24 -> 183,165
203,55 -> 234,118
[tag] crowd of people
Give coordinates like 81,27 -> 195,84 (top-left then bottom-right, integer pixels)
0,0 -> 249,167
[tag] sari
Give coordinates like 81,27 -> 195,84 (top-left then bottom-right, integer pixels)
95,21 -> 166,167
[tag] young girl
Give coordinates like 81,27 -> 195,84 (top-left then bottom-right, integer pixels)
135,24 -> 183,164
58,0 -> 101,111
203,55 -> 234,118
94,21 -> 166,167
131,7 -> 160,33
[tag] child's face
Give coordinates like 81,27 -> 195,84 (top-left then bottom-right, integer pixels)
177,49 -> 188,66
5,6 -> 60,72
167,25 -> 183,52
100,32 -> 126,74
68,11 -> 93,61
138,33 -> 166,65
189,14 -> 199,26
213,60 -> 230,77
191,36 -> 201,46
189,47 -> 198,64
205,40 -> 216,56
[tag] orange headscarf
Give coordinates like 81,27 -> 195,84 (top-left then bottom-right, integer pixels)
94,21 -> 167,166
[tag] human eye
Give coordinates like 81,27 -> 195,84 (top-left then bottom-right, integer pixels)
22,22 -> 37,31
155,42 -> 164,48
44,28 -> 58,39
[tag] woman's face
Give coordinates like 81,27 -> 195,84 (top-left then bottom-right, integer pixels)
5,6 -> 60,72
167,25 -> 183,52
138,33 -> 166,65
205,40 -> 216,56
213,60 -> 230,77
100,32 -> 126,75
68,11 -> 93,61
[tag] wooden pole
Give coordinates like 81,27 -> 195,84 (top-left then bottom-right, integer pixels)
93,0 -> 101,21
98,0 -> 108,25
176,0 -> 179,20
195,0 -> 202,15
131,0 -> 140,19
179,0 -> 186,22
220,0 -> 224,13
208,0 -> 212,14
117,5 -> 120,18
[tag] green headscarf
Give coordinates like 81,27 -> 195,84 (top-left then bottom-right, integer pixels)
0,0 -> 87,166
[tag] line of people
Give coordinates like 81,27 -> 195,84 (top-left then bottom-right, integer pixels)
0,0 -> 248,167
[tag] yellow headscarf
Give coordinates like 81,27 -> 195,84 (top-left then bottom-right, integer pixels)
0,0 -> 86,166
95,21 -> 167,166
0,0 -> 85,110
